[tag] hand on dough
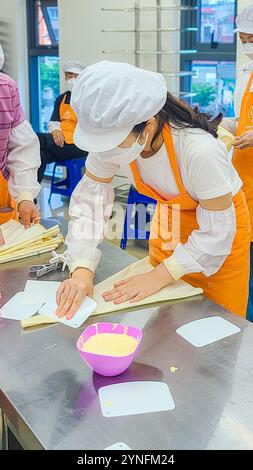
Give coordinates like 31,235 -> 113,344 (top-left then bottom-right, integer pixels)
102,263 -> 173,304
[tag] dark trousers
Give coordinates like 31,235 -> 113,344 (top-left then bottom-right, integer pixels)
37,133 -> 87,183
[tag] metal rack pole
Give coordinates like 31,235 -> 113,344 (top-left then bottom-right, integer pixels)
101,49 -> 197,55
101,6 -> 197,12
101,28 -> 197,33
156,0 -> 162,73
134,2 -> 140,67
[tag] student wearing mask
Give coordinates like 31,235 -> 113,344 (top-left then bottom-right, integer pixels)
54,61 -> 250,321
222,5 -> 253,322
37,60 -> 87,183
0,43 -> 41,245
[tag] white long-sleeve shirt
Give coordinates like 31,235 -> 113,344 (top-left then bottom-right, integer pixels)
222,61 -> 253,135
65,127 -> 241,279
6,119 -> 41,203
234,61 -> 253,118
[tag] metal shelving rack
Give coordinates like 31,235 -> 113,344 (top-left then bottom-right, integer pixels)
101,1 -> 198,98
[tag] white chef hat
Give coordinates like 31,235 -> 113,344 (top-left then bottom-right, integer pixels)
0,43 -> 5,70
234,5 -> 253,34
71,60 -> 167,153
63,60 -> 85,75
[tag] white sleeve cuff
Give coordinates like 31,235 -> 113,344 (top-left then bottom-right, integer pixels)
16,191 -> 34,204
68,253 -> 101,275
163,254 -> 188,280
48,121 -> 61,133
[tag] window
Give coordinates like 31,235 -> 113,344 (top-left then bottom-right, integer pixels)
192,61 -> 235,116
27,0 -> 59,132
38,56 -> 60,132
35,1 -> 59,46
180,0 -> 237,116
200,0 -> 236,44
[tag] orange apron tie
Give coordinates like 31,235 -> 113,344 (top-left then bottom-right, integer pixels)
233,71 -> 253,242
130,124 -> 250,317
59,94 -> 77,145
0,171 -> 18,224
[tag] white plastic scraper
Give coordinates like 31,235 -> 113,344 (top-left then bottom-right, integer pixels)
0,292 -> 44,320
23,280 -> 97,328
176,316 -> 241,347
105,442 -> 131,450
99,381 -> 175,417
39,296 -> 97,328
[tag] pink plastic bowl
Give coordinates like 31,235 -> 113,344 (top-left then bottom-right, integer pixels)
76,322 -> 142,377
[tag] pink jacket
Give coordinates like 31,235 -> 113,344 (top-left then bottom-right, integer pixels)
0,72 -> 25,177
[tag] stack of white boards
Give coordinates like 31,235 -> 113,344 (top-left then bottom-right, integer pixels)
0,220 -> 64,264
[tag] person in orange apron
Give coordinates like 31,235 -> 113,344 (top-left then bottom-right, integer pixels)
52,61 -> 250,321
37,60 -> 87,183
0,42 -> 41,247
222,5 -> 253,322
0,172 -> 18,245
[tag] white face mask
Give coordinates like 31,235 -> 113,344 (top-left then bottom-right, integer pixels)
242,42 -> 253,60
100,132 -> 149,166
66,78 -> 76,92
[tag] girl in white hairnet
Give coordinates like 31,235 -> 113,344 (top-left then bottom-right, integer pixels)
223,5 -> 253,322
37,60 -> 87,183
55,61 -> 250,321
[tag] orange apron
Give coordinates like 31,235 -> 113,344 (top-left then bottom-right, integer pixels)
59,94 -> 77,144
0,171 -> 18,224
130,124 -> 250,318
233,71 -> 253,242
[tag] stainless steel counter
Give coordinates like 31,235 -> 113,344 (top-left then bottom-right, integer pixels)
0,242 -> 253,450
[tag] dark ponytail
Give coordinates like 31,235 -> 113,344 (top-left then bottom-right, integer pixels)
133,92 -> 223,150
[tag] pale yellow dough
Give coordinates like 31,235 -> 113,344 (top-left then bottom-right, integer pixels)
82,333 -> 138,356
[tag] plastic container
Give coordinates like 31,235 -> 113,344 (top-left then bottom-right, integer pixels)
76,322 -> 142,377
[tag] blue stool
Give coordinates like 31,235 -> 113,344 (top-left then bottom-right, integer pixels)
120,186 -> 156,250
40,217 -> 60,229
48,157 -> 86,203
